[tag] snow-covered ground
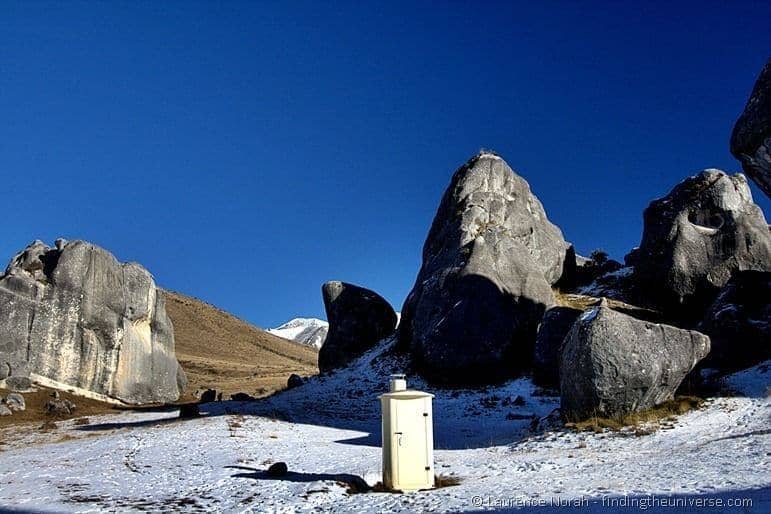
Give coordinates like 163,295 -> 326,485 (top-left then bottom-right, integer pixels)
268,318 -> 328,350
0,339 -> 768,513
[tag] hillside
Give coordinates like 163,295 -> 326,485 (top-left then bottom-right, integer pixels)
164,291 -> 319,399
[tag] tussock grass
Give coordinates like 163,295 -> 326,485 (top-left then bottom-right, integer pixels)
368,474 -> 462,494
565,396 -> 704,434
553,292 -> 663,323
553,292 -> 599,310
39,420 -> 58,432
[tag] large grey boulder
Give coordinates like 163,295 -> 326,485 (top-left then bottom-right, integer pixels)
632,170 -> 771,318
3,376 -> 32,392
533,306 -> 582,389
560,302 -> 710,421
698,270 -> 770,372
731,59 -> 771,198
318,281 -> 397,372
399,152 -> 569,384
0,240 -> 186,404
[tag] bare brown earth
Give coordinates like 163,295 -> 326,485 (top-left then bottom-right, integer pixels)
0,290 -> 319,429
0,386 -> 123,429
164,290 -> 319,400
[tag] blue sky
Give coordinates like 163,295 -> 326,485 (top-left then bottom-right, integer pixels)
1,1 -> 769,328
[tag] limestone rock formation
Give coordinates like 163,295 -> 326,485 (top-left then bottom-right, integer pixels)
287,373 -> 304,389
731,59 -> 771,198
4,393 -> 25,412
632,170 -> 771,318
532,306 -> 582,389
560,302 -> 710,421
698,270 -> 770,372
318,281 -> 397,372
398,152 -> 570,384
3,376 -> 32,392
0,240 -> 186,404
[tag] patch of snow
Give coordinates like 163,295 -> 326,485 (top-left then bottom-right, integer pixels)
606,266 -> 634,279
575,253 -> 592,266
577,266 -> 634,299
724,360 -> 771,397
712,304 -> 739,319
692,224 -> 719,235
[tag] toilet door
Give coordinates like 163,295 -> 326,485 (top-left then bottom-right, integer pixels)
392,398 -> 429,489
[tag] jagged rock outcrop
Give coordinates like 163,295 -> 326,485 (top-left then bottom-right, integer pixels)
318,281 -> 397,372
532,306 -> 582,389
731,59 -> 771,198
399,152 -> 570,384
560,302 -> 710,421
0,240 -> 186,404
698,270 -> 770,372
632,170 -> 771,319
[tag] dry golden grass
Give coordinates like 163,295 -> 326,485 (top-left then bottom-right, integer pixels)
0,386 -> 122,429
164,290 -> 319,400
553,292 -> 601,310
554,292 -> 664,323
564,396 -> 704,434
368,474 -> 462,494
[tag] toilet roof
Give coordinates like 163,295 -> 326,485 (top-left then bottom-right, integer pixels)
378,390 -> 434,400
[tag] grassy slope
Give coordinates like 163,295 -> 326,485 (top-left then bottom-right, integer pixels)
165,291 -> 319,400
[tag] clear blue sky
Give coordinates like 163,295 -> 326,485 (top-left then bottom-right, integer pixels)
2,1 -> 769,328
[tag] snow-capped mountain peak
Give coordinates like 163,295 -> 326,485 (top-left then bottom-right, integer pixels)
268,317 -> 328,350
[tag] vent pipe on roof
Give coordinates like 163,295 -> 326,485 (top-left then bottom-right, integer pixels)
389,374 -> 406,392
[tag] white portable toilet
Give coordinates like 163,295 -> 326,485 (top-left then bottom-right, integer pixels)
379,374 -> 435,491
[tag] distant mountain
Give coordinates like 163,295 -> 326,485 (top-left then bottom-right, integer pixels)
269,318 -> 328,350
